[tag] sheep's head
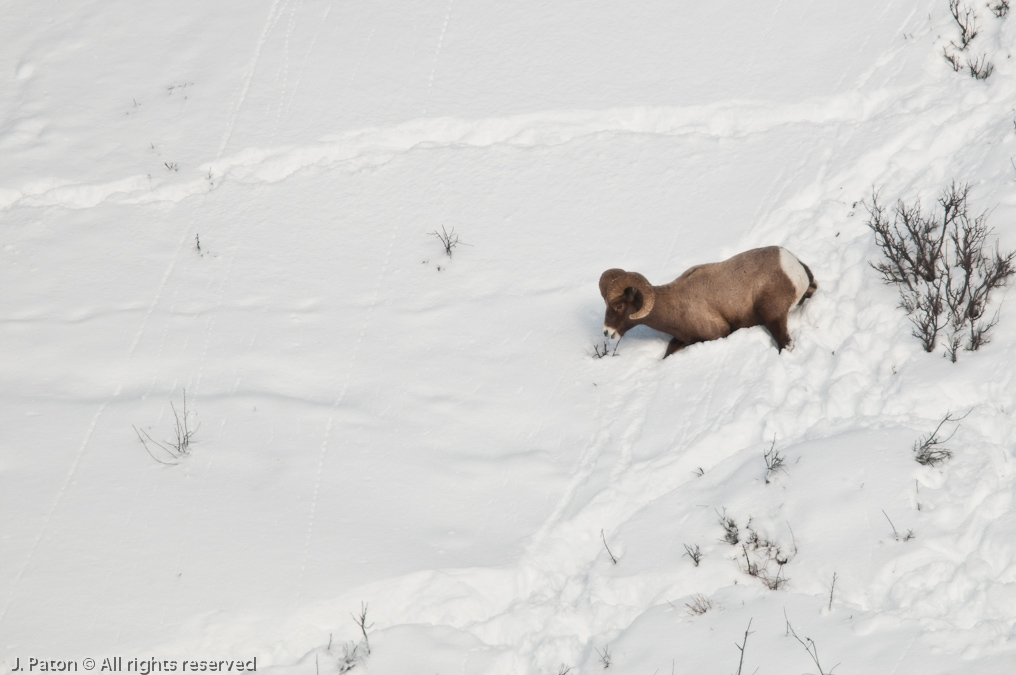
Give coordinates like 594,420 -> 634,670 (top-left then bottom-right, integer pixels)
599,269 -> 655,339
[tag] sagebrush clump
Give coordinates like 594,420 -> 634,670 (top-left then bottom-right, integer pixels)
866,183 -> 1015,361
943,0 -> 1000,80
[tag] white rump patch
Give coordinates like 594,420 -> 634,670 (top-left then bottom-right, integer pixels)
779,248 -> 811,304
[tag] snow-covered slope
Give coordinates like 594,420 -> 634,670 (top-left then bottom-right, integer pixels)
3,1 -> 1016,673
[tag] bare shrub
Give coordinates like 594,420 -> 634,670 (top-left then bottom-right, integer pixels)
763,436 -> 787,484
333,603 -> 373,673
866,183 -> 1016,360
431,225 -> 466,258
940,188 -> 1015,359
944,1 -> 1001,79
967,54 -> 994,79
914,411 -> 967,466
882,510 -> 916,542
682,543 -> 702,566
352,602 -> 373,655
592,338 -> 620,359
134,390 -> 198,465
949,0 -> 979,50
785,611 -> 839,674
943,47 -> 963,71
597,645 -> 612,669
739,526 -> 794,590
716,509 -> 740,545
685,593 -> 713,615
337,643 -> 362,673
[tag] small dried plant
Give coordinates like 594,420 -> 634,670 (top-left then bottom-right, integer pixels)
785,611 -> 839,674
717,509 -> 740,546
882,510 -> 916,542
431,225 -> 466,258
592,337 -> 621,359
967,54 -> 994,80
739,527 -> 794,590
763,436 -> 787,483
683,543 -> 702,566
134,390 -> 198,465
914,411 -> 967,466
597,645 -> 612,669
685,593 -> 713,615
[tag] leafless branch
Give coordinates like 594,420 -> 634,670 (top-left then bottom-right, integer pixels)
733,618 -> 753,675
351,602 -> 373,655
943,47 -> 963,71
882,509 -> 915,541
601,529 -> 618,564
949,0 -> 979,50
133,425 -> 179,465
914,410 -> 968,465
785,611 -> 838,674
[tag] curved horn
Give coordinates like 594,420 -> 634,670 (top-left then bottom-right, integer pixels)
599,269 -> 656,320
599,269 -> 628,299
625,272 -> 655,320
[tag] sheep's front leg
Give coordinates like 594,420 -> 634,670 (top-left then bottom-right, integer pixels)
664,338 -> 687,358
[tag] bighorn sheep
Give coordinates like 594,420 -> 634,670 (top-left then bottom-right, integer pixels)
599,246 -> 816,358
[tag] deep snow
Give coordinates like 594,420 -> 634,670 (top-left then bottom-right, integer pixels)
3,1 -> 1016,673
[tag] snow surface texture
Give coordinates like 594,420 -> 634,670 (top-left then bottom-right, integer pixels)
3,1 -> 1016,673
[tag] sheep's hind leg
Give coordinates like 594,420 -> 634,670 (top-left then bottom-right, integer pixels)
664,338 -> 687,358
764,316 -> 792,352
